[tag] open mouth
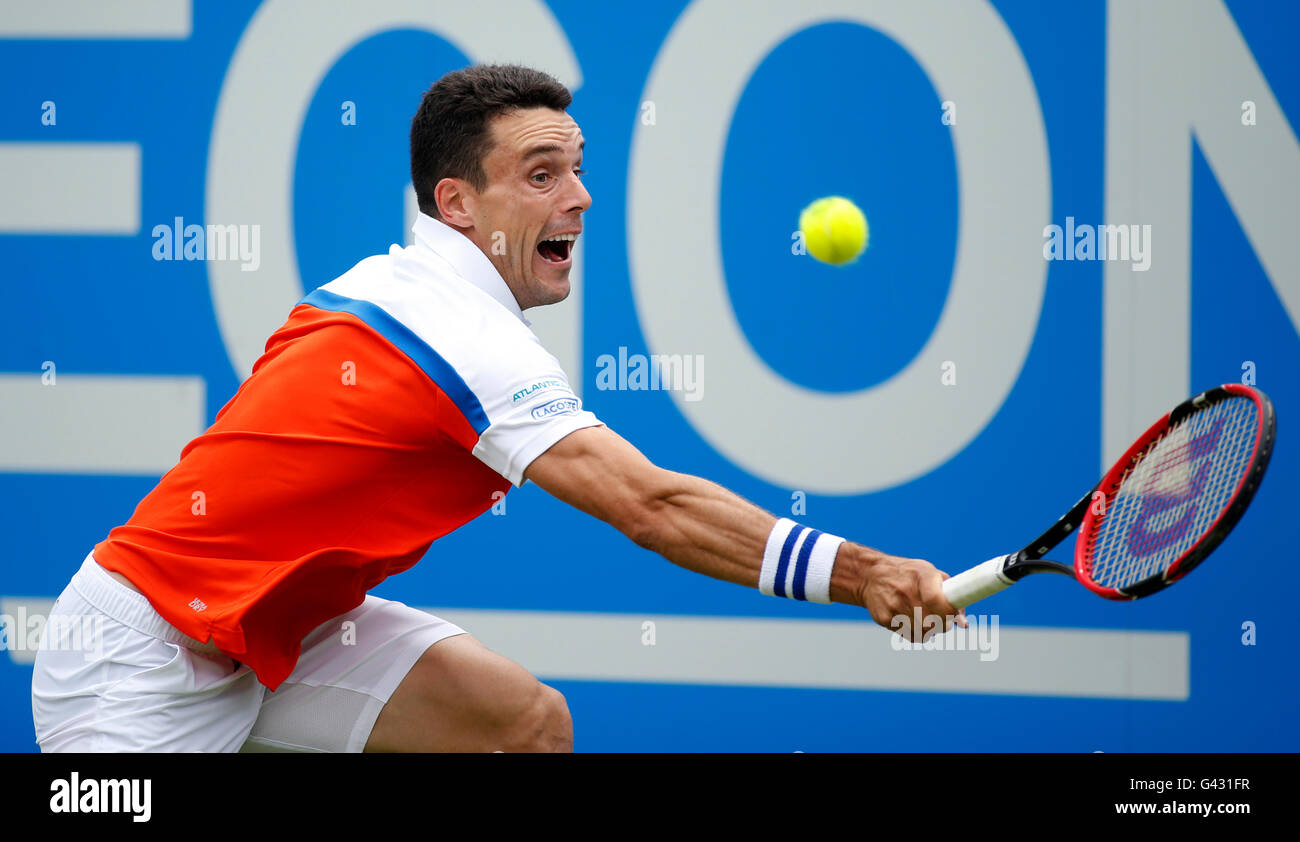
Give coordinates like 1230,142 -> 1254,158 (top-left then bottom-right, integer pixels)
537,233 -> 577,264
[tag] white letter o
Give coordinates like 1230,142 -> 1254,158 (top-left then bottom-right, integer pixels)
628,0 -> 1049,493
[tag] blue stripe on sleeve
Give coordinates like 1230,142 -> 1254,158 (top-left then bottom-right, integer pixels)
299,288 -> 490,435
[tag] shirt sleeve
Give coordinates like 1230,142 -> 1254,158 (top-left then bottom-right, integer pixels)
466,333 -> 603,487
308,263 -> 603,488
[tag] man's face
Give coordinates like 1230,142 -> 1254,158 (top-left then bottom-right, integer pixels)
457,107 -> 590,310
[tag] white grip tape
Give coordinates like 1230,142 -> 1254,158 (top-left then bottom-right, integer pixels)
942,555 -> 1014,609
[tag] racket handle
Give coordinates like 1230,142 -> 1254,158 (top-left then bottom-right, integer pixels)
942,555 -> 1014,609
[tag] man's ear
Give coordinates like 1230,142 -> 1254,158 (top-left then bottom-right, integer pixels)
434,177 -> 476,228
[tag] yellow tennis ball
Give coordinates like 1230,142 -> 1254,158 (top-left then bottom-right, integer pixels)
799,196 -> 868,266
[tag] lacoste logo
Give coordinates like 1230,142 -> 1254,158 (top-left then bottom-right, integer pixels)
531,397 -> 580,420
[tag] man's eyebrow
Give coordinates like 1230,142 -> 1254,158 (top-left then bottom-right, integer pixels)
521,140 -> 585,162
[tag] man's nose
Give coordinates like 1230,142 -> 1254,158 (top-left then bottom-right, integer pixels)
567,173 -> 592,213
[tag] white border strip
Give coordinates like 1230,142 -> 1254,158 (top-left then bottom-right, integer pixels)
1,596 -> 1188,699
0,143 -> 140,234
0,375 -> 204,474
0,1 -> 191,38
426,608 -> 1189,700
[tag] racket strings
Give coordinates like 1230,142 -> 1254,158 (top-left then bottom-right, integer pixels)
1107,404 -> 1253,568
1131,418 -> 1224,490
1086,397 -> 1258,590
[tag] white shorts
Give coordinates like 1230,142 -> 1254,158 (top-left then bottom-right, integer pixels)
31,553 -> 467,752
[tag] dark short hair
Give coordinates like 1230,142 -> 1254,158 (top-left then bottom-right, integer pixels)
410,64 -> 572,219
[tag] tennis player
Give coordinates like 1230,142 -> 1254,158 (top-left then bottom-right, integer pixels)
31,64 -> 960,753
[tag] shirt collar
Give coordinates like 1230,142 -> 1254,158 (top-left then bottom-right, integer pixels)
411,213 -> 529,325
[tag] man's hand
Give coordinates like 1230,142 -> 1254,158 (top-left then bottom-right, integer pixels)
835,545 -> 967,642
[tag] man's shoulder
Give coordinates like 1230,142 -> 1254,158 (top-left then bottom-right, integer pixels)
315,248 -> 534,346
294,247 -> 556,393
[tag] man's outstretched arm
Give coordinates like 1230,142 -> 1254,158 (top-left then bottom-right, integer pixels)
523,425 -> 961,638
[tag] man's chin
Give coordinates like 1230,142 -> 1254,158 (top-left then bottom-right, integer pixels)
526,260 -> 572,308
533,276 -> 571,307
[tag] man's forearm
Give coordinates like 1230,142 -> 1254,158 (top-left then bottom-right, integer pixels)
525,425 -> 957,635
629,470 -> 875,608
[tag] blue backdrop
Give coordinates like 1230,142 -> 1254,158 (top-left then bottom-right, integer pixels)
2,0 -> 1297,751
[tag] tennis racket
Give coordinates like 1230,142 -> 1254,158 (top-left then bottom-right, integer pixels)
942,383 -> 1275,609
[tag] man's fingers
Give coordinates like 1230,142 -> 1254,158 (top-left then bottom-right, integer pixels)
919,567 -> 958,620
916,565 -> 967,638
870,557 -> 969,643
938,566 -> 969,630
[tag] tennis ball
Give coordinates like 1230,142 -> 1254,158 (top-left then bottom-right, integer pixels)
799,196 -> 868,266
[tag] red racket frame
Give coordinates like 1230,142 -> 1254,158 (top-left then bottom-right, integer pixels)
1075,384 -> 1275,599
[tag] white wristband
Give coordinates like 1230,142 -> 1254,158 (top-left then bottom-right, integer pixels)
759,518 -> 845,604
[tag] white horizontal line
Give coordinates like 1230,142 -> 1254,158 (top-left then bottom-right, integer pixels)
0,1 -> 190,38
423,607 -> 1189,700
0,374 -> 203,474
2,597 -> 1188,700
0,143 -> 140,233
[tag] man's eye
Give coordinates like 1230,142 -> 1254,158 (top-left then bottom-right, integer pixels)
531,172 -> 550,184
574,168 -> 586,179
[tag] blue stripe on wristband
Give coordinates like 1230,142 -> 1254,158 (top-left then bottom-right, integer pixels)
791,528 -> 824,601
761,518 -> 844,604
772,525 -> 806,598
